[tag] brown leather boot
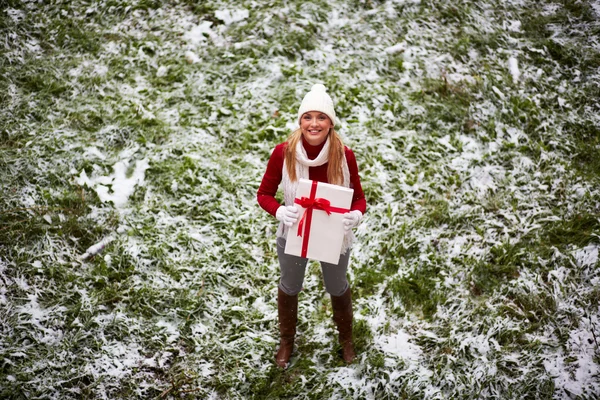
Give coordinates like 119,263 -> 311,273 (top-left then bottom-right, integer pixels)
275,287 -> 298,368
331,287 -> 356,363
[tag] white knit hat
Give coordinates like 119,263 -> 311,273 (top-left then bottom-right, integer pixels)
298,84 -> 336,127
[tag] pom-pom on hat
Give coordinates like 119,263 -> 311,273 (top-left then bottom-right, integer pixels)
298,84 -> 336,127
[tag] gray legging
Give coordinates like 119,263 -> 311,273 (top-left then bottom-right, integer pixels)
276,237 -> 351,297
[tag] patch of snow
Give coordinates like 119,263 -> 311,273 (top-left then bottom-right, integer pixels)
86,341 -> 144,379
81,235 -> 116,260
385,42 -> 407,54
505,20 -> 522,32
215,9 -> 249,25
593,1 -> 600,17
492,86 -> 505,99
191,322 -> 209,336
508,57 -> 520,83
375,329 -> 422,361
156,320 -> 180,344
468,165 -> 504,193
184,21 -> 214,45
5,8 -> 25,22
252,296 -> 275,317
94,64 -> 108,76
76,157 -> 150,209
573,244 -> 599,267
82,146 -> 106,160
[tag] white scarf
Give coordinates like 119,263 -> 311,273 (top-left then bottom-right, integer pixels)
278,137 -> 354,255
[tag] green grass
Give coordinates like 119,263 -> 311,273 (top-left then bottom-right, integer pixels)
0,0 -> 599,398
388,270 -> 444,320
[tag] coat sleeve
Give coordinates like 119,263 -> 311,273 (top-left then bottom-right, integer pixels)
257,144 -> 286,217
345,147 -> 367,214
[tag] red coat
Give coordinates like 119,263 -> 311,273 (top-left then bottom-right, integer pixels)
257,136 -> 367,216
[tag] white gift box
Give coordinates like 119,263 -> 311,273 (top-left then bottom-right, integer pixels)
284,178 -> 354,264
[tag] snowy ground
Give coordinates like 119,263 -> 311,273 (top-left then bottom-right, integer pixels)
1,0 -> 599,398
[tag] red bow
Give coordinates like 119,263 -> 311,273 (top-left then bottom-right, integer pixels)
295,197 -> 333,236
292,180 -> 351,258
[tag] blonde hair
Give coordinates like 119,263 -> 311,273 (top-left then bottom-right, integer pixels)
284,128 -> 345,185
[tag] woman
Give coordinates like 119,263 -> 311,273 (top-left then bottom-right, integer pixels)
257,84 -> 367,368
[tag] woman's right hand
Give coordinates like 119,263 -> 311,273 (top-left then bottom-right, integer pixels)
276,206 -> 299,227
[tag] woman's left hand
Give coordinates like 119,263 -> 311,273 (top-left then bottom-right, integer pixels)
342,210 -> 363,232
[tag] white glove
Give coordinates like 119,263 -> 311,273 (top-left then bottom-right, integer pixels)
342,210 -> 362,232
276,205 -> 299,227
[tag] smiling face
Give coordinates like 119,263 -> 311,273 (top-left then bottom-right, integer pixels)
300,111 -> 333,146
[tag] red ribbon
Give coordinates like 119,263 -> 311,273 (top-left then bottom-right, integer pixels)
294,180 -> 350,258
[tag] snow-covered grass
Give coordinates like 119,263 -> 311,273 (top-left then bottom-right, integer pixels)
1,0 -> 599,398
